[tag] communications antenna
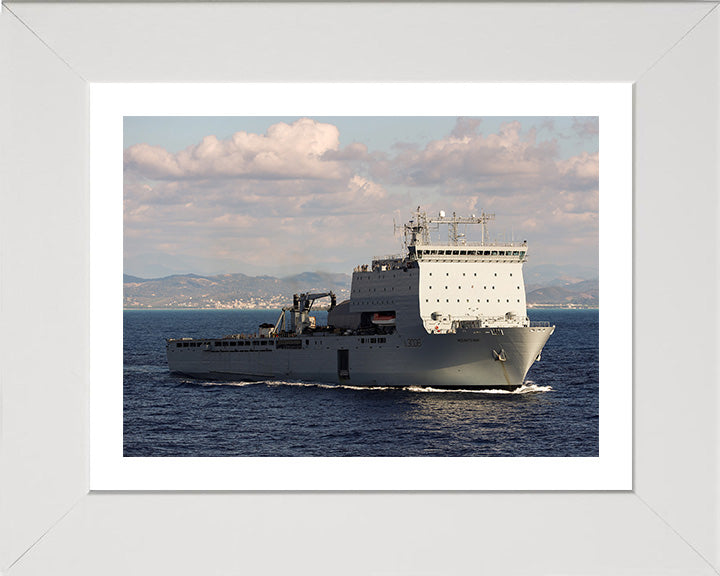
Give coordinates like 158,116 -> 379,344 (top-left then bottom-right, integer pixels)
425,210 -> 495,245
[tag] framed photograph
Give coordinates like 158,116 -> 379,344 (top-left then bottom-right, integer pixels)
91,82 -> 631,491
2,2 -> 718,574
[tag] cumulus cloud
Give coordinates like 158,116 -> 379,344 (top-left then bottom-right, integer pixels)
372,120 -> 581,191
124,116 -> 599,277
124,118 -> 359,181
450,117 -> 482,139
572,117 -> 599,138
558,151 -> 599,188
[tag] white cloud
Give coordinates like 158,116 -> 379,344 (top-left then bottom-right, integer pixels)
124,117 -> 599,277
124,118 -> 358,181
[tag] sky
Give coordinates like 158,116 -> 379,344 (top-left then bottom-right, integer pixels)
123,116 -> 599,279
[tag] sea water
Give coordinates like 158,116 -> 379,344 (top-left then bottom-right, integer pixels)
124,309 -> 598,457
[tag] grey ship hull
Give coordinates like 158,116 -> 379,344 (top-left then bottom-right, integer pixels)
167,325 -> 554,390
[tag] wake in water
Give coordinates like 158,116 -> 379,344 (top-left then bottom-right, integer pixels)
190,379 -> 552,394
404,383 -> 552,394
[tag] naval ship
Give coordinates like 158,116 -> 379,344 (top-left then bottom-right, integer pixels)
167,208 -> 554,390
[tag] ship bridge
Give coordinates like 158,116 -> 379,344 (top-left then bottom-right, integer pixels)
402,208 -> 531,333
347,208 -> 534,335
414,243 -> 527,263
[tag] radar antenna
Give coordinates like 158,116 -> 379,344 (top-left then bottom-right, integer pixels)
425,210 -> 495,245
400,206 -> 431,247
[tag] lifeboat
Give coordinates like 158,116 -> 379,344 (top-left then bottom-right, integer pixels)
371,312 -> 396,326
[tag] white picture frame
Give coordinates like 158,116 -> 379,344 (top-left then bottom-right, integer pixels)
91,82 -> 630,491
2,2 -> 718,574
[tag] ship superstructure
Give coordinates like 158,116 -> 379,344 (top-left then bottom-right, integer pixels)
166,208 -> 554,390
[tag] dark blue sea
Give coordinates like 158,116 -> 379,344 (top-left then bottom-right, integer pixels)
124,309 -> 598,457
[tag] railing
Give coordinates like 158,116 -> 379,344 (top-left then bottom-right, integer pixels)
416,241 -> 528,248
372,253 -> 404,262
452,318 -> 553,330
453,316 -> 529,329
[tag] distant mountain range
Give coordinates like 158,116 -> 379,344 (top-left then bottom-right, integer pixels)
124,271 -> 598,309
123,271 -> 352,309
526,278 -> 598,307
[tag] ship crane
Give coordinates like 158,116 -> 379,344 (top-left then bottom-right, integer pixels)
274,291 -> 337,336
